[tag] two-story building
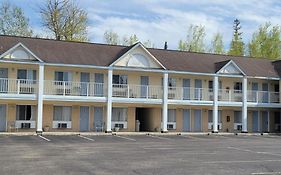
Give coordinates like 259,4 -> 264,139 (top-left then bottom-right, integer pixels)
0,35 -> 280,134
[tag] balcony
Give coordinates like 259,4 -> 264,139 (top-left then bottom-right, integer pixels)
219,89 -> 243,102
44,81 -> 106,97
112,84 -> 163,99
168,87 -> 213,101
247,90 -> 279,103
0,78 -> 37,95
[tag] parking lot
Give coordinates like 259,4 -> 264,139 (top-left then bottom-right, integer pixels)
0,134 -> 281,175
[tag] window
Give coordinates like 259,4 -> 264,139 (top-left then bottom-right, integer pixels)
16,105 -> 34,120
234,82 -> 242,92
112,108 -> 128,121
113,75 -> 128,84
168,109 -> 176,122
208,110 -> 222,123
53,106 -> 72,121
209,81 -> 222,91
168,78 -> 176,87
55,71 -> 72,82
234,111 -> 242,123
17,69 -> 36,81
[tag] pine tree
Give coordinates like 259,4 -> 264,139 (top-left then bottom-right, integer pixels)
228,19 -> 245,56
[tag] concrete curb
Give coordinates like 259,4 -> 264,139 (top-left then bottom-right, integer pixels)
0,132 -> 280,137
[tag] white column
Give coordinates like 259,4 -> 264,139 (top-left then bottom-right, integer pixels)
162,72 -> 168,133
212,75 -> 219,133
37,64 -> 44,134
242,76 -> 248,133
106,69 -> 113,133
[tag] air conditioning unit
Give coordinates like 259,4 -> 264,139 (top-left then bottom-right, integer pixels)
21,123 -> 31,129
167,123 -> 176,130
236,125 -> 242,130
58,123 -> 67,128
114,123 -> 124,129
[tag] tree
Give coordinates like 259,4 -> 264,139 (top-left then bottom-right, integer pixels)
39,0 -> 88,41
178,24 -> 206,52
248,22 -> 281,59
122,34 -> 139,46
104,30 -> 119,45
210,32 -> 224,54
0,1 -> 32,36
228,19 -> 245,56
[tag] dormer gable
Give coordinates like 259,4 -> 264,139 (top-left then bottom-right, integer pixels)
216,60 -> 245,75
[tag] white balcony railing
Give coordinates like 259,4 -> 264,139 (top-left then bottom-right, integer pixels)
247,90 -> 279,103
219,89 -> 242,102
112,84 -> 163,99
168,87 -> 213,101
44,81 -> 106,97
0,78 -> 37,94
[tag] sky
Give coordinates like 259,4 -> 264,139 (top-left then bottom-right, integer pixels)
6,0 -> 281,49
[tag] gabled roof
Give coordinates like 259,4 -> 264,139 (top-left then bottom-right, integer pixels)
0,42 -> 43,62
215,60 -> 246,75
0,35 -> 279,78
110,42 -> 166,69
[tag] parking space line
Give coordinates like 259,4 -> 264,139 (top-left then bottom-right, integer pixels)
227,147 -> 281,157
38,135 -> 51,142
204,159 -> 281,164
251,172 -> 281,175
114,135 -> 136,141
180,135 -> 202,140
78,135 -> 95,141
147,135 -> 173,141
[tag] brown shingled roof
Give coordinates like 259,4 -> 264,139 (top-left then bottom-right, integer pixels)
0,35 -> 280,78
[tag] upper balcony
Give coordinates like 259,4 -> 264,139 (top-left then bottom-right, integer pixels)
44,80 -> 106,101
0,78 -> 37,99
0,79 -> 279,105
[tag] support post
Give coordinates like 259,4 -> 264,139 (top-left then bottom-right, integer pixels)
36,64 -> 44,134
106,69 -> 113,133
162,72 -> 168,133
212,75 -> 219,133
242,76 -> 248,133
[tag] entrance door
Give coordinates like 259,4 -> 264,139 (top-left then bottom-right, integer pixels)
0,68 -> 8,93
252,111 -> 259,132
140,76 -> 149,98
194,110 -> 202,132
194,80 -> 202,100
262,83 -> 268,103
94,73 -> 104,96
80,106 -> 89,131
183,109 -> 190,131
261,111 -> 269,132
183,79 -> 190,100
80,73 -> 90,96
252,83 -> 258,102
0,105 -> 6,131
94,107 -> 103,131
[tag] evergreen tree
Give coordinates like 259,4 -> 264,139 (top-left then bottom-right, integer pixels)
228,19 -> 245,56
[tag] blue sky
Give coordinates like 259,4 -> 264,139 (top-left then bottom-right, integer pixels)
6,0 -> 281,49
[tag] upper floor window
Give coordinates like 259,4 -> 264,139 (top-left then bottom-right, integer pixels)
113,75 -> 128,85
55,71 -> 72,82
17,69 -> 36,81
234,82 -> 242,92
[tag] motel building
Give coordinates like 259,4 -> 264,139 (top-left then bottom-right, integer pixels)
0,35 -> 281,134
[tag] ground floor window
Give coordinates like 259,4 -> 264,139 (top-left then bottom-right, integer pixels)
16,105 -> 35,128
112,108 -> 128,129
167,109 -> 176,130
53,106 -> 72,128
208,110 -> 222,130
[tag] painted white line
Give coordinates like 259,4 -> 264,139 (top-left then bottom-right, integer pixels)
114,135 -> 136,141
228,147 -> 281,157
147,135 -> 173,140
204,159 -> 281,164
251,172 -> 281,175
78,135 -> 95,141
180,135 -> 203,140
38,135 -> 51,142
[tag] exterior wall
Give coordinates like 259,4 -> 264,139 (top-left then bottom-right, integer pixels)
0,63 -> 39,79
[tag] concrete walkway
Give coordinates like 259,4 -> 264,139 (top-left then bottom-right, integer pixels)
0,131 -> 276,136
